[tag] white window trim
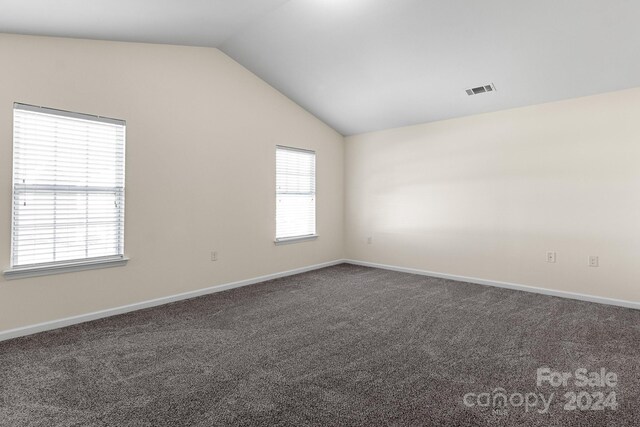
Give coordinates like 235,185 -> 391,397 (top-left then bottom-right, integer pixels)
274,235 -> 318,245
3,256 -> 129,280
275,145 -> 317,244
9,103 -> 127,274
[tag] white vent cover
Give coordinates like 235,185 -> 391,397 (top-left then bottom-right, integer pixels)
466,83 -> 496,96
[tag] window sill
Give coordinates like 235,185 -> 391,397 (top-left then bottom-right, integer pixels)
274,235 -> 318,245
3,257 -> 129,280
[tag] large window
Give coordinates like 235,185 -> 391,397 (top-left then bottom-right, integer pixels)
276,146 -> 316,242
8,104 -> 126,274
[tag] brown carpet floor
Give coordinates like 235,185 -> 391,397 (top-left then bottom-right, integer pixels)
0,264 -> 638,426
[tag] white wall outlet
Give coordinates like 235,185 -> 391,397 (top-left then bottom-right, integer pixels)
589,256 -> 599,267
546,251 -> 556,263
211,251 -> 218,262
366,236 -> 373,244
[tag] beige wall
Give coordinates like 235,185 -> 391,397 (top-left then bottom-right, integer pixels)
0,34 -> 344,332
2,34 -> 638,334
346,88 -> 640,303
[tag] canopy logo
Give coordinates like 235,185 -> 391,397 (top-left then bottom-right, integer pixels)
463,367 -> 619,415
463,389 -> 553,415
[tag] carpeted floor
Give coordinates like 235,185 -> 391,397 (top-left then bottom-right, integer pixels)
1,264 -> 638,426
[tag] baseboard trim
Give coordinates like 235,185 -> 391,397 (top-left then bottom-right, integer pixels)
0,260 -> 344,342
344,259 -> 640,311
5,258 -> 637,342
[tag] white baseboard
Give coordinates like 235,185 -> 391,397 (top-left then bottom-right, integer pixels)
344,259 -> 640,311
4,258 -> 637,342
0,260 -> 344,342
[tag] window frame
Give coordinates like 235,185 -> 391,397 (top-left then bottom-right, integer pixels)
275,145 -> 318,245
3,103 -> 128,279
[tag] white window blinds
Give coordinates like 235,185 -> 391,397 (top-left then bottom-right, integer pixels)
276,146 -> 316,241
11,104 -> 126,268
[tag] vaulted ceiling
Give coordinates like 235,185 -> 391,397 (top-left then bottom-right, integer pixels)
2,0 -> 640,135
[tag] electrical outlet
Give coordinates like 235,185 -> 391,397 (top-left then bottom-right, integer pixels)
546,251 -> 556,263
211,251 -> 218,262
366,237 -> 373,245
589,256 -> 599,267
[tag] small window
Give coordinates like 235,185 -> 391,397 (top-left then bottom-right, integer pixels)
276,146 -> 316,242
9,103 -> 126,271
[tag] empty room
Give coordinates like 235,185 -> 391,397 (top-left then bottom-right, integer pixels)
1,1 -> 639,426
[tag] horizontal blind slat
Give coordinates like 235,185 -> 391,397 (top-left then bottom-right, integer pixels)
12,106 -> 126,267
275,147 -> 316,240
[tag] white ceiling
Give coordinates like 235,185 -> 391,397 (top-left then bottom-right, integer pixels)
0,0 -> 289,46
2,0 -> 640,135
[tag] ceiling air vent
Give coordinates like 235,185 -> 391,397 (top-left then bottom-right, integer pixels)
466,83 -> 496,96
